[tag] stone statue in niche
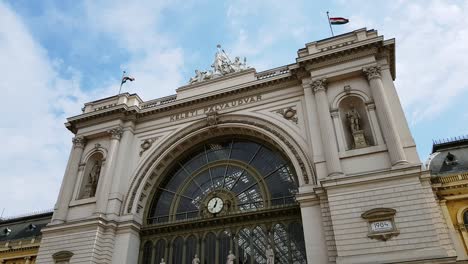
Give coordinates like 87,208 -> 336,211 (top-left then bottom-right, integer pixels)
85,160 -> 102,197
346,104 -> 368,149
160,258 -> 166,264
266,245 -> 274,264
192,254 -> 200,264
346,106 -> 361,132
226,250 -> 236,264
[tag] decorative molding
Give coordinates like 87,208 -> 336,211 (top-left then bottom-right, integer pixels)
72,136 -> 86,149
361,208 -> 399,241
206,111 -> 219,127
124,117 -> 314,215
139,137 -> 161,156
311,78 -> 327,94
366,102 -> 376,110
343,85 -> 351,94
107,126 -> 123,140
274,107 -> 298,124
52,250 -> 74,263
363,66 -> 381,81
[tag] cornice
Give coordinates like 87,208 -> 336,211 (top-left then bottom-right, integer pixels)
297,37 -> 395,80
65,75 -> 297,133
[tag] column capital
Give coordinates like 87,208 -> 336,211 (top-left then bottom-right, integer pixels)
311,78 -> 327,94
363,66 -> 381,81
72,136 -> 86,149
108,126 -> 123,140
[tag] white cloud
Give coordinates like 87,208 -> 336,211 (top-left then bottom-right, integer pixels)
83,0 -> 185,99
0,1 -> 187,216
0,2 -> 90,216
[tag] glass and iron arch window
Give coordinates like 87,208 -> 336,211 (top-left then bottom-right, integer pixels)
147,138 -> 299,224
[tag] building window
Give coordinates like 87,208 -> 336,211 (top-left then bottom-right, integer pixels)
142,241 -> 153,264
464,210 -> 468,229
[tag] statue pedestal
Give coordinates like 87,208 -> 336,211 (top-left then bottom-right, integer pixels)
352,130 -> 367,149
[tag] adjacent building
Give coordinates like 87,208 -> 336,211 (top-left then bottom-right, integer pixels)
33,28 -> 460,263
0,211 -> 52,264
428,136 -> 468,261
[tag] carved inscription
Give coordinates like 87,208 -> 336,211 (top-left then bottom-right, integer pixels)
169,95 -> 262,122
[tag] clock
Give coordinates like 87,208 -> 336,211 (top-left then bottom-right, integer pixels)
207,197 -> 224,214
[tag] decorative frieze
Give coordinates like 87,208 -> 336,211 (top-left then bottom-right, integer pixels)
274,107 -> 298,124
363,66 -> 381,80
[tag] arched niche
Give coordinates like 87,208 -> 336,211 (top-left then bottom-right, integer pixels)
338,95 -> 374,150
78,152 -> 104,199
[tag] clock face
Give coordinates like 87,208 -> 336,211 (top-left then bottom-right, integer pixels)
207,197 -> 224,214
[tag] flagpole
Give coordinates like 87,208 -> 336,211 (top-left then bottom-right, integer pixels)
118,71 -> 126,95
326,11 -> 334,37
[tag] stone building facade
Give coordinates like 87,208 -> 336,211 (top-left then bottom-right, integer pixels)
35,28 -> 458,263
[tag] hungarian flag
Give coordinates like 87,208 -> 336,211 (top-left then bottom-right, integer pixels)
121,76 -> 135,85
329,17 -> 349,25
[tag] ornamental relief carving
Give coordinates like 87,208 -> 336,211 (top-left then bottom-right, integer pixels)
363,66 -> 381,80
72,136 -> 86,148
107,126 -> 123,140
273,106 -> 298,124
311,78 -> 327,93
139,136 -> 161,156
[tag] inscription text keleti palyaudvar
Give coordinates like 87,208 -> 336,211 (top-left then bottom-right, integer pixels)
169,95 -> 262,122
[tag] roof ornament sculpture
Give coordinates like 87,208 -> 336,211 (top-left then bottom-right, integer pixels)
189,44 -> 249,84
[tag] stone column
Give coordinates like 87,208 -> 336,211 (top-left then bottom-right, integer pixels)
363,66 -> 407,166
302,81 -> 325,173
52,136 -> 86,223
24,257 -> 31,264
366,103 -> 384,146
330,109 -> 346,152
298,197 -> 328,264
96,126 -> 123,215
439,200 -> 468,259
311,79 -> 343,177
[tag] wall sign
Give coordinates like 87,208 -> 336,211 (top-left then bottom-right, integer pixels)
169,95 -> 262,122
361,208 -> 399,241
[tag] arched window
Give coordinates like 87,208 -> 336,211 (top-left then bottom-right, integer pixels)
142,241 -> 153,264
464,210 -> 468,228
218,231 -> 231,264
172,237 -> 183,264
186,236 -> 197,264
148,139 -> 298,224
289,222 -> 307,264
204,233 -> 216,264
153,239 -> 166,264
141,138 -> 305,264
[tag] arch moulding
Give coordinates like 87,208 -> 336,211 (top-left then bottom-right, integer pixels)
122,114 -> 316,220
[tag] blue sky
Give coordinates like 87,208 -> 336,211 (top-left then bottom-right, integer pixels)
1,0 -> 467,216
